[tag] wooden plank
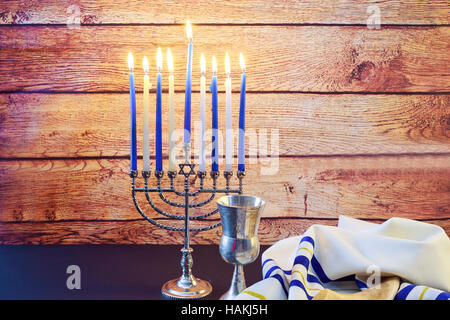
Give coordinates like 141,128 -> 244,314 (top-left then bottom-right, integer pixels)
0,26 -> 449,92
0,218 -> 448,245
1,93 -> 449,158
0,218 -> 330,245
0,156 -> 448,222
0,1 -> 448,25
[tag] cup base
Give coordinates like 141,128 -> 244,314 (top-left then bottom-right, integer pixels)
220,289 -> 239,300
161,277 -> 212,300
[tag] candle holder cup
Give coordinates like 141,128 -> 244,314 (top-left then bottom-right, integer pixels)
130,162 -> 245,299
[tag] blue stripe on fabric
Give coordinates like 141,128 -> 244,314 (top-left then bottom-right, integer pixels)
271,273 -> 288,297
335,274 -> 355,282
283,269 -> 292,275
262,258 -> 293,275
306,273 -> 322,285
261,258 -> 273,269
300,236 -> 315,247
355,278 -> 369,289
436,291 -> 450,300
290,280 -> 314,300
293,255 -> 310,270
264,265 -> 281,279
294,246 -> 352,285
395,284 -> 416,300
311,255 -> 331,283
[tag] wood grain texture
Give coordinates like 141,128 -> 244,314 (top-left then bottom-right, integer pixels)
0,218 -> 326,245
1,2 -> 449,246
0,93 -> 448,158
0,156 -> 448,222
0,26 -> 449,92
0,0 -> 448,25
1,218 -> 448,245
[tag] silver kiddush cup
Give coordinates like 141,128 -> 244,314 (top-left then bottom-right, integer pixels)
217,195 -> 265,300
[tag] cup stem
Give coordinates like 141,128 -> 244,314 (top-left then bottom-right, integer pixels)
221,264 -> 246,300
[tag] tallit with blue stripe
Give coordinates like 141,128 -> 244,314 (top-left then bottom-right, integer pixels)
236,216 -> 450,300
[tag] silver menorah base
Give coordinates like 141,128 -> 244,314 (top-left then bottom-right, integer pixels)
160,247 -> 213,299
130,162 -> 244,299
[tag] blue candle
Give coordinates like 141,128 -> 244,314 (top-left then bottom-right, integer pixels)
128,53 -> 137,171
211,56 -> 219,172
184,21 -> 193,146
238,53 -> 246,172
155,48 -> 163,172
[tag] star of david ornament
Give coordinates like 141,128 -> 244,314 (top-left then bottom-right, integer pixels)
178,162 -> 196,178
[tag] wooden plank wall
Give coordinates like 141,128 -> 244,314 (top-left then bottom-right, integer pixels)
0,1 -> 449,244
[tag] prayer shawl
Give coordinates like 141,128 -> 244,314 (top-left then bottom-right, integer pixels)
236,216 -> 450,300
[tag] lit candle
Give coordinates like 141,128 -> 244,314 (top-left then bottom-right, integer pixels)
142,56 -> 151,172
184,21 -> 193,159
211,56 -> 219,172
128,52 -> 137,171
238,53 -> 246,172
199,53 -> 206,172
155,48 -> 163,172
224,52 -> 232,172
167,48 -> 176,172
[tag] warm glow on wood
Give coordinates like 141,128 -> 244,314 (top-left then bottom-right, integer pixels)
225,52 -> 230,76
240,53 -> 245,72
156,47 -> 163,71
128,52 -> 134,70
200,53 -> 206,75
143,56 -> 149,74
212,56 -> 217,74
167,48 -> 174,73
186,20 -> 192,41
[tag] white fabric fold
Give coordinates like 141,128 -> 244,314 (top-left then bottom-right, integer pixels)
236,216 -> 450,300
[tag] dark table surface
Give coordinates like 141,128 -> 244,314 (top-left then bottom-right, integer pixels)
0,245 -> 267,300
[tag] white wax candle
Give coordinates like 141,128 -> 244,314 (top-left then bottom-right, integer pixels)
225,52 -> 232,172
199,53 -> 206,172
167,49 -> 176,171
143,56 -> 151,172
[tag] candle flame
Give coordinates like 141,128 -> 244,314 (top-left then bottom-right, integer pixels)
127,52 -> 134,71
212,56 -> 217,74
143,56 -> 149,74
200,53 -> 206,75
239,53 -> 245,72
156,47 -> 163,71
225,52 -> 230,76
167,48 -> 174,73
186,20 -> 193,41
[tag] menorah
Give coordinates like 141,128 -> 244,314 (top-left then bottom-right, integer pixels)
129,155 -> 245,299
